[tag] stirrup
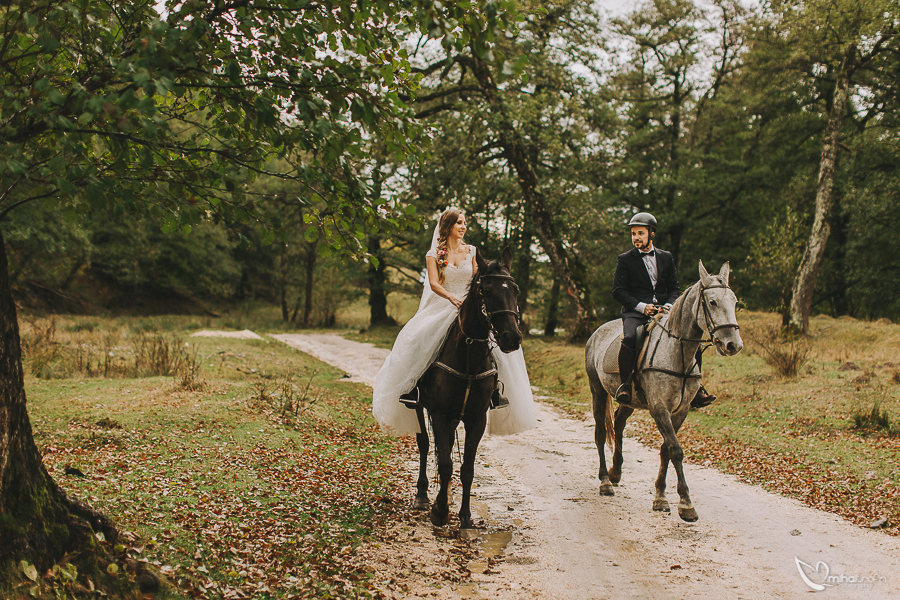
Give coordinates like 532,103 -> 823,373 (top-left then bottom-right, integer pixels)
490,387 -> 509,410
615,382 -> 632,402
400,387 -> 419,409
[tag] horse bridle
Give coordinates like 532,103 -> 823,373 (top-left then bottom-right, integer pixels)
640,278 -> 741,408
696,281 -> 740,343
479,272 -> 521,331
454,271 -> 521,344
435,270 -> 520,418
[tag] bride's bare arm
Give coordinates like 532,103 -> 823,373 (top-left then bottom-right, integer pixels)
426,256 -> 463,309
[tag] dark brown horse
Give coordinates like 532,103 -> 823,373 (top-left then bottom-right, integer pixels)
413,247 -> 521,529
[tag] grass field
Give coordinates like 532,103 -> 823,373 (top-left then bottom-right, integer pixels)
13,299 -> 900,598
15,309 -> 450,600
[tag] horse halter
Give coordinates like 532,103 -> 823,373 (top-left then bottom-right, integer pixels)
697,281 -> 740,342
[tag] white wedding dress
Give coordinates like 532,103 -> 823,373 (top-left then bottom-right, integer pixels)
372,245 -> 537,436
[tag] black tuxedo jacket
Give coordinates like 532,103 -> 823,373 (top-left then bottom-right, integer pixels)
612,247 -> 680,316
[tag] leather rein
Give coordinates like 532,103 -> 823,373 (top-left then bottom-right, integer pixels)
432,271 -> 520,418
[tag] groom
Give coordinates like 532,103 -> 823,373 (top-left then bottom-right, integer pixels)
612,212 -> 715,408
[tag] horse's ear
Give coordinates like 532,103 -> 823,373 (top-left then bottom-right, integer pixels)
501,246 -> 513,272
475,247 -> 488,274
698,260 -> 714,287
718,261 -> 731,285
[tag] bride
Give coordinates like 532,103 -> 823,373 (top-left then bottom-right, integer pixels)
372,207 -> 537,437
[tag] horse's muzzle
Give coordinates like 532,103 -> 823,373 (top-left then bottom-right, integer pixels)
714,332 -> 743,356
497,328 -> 522,353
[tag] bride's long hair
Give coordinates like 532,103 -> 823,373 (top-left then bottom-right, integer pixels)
435,207 -> 463,285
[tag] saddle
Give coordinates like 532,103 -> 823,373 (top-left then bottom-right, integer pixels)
602,319 -> 658,375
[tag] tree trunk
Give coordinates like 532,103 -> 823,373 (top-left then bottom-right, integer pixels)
465,55 -> 595,342
0,229 -> 116,570
367,235 -> 396,327
302,241 -> 317,327
8,250 -> 35,287
280,282 -> 289,322
789,46 -> 855,333
665,76 -> 684,267
60,260 -> 85,292
544,276 -> 561,337
513,218 -> 533,332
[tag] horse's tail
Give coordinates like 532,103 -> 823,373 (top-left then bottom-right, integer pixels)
603,389 -> 615,451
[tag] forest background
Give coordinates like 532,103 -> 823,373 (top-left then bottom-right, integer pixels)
7,0 -> 900,337
3,0 -> 900,597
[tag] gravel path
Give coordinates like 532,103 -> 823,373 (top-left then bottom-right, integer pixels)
273,333 -> 900,599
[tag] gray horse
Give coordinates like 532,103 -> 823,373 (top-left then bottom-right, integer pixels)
585,261 -> 743,522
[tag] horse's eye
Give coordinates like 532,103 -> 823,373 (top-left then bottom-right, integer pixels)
710,300 -> 718,307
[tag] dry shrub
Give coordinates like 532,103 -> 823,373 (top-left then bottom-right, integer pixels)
853,369 -> 877,386
750,325 -> 810,378
250,373 -> 318,422
21,317 -> 65,378
174,345 -> 206,391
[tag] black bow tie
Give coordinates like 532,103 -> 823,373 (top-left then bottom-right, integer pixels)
640,250 -> 655,257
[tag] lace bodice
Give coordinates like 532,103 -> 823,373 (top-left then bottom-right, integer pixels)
428,245 -> 475,296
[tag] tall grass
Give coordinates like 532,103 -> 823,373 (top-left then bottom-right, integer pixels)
20,316 -> 201,381
851,401 -> 893,434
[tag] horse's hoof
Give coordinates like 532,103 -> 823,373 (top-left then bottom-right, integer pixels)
609,468 -> 621,484
413,495 -> 429,511
599,482 -> 615,496
652,498 -> 670,512
678,506 -> 698,522
459,519 -> 476,531
430,509 -> 449,527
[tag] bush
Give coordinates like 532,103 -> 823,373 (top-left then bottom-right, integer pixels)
750,325 -> 809,378
851,401 -> 893,434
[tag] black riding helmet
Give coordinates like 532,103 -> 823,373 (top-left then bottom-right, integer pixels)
628,212 -> 658,233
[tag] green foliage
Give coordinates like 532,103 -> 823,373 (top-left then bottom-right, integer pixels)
841,136 -> 900,319
0,0 -> 520,254
87,214 -> 242,297
2,202 -> 92,289
745,209 -> 805,316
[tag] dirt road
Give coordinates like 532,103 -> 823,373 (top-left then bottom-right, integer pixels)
272,333 -> 900,599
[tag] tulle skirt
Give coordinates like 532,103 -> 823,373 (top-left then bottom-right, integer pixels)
372,296 -> 537,437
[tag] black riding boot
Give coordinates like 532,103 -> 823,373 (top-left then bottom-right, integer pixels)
690,350 -> 716,408
490,381 -> 509,409
616,343 -> 636,403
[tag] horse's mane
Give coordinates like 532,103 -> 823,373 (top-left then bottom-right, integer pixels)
465,259 -> 502,296
666,275 -> 726,337
665,280 -> 699,338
